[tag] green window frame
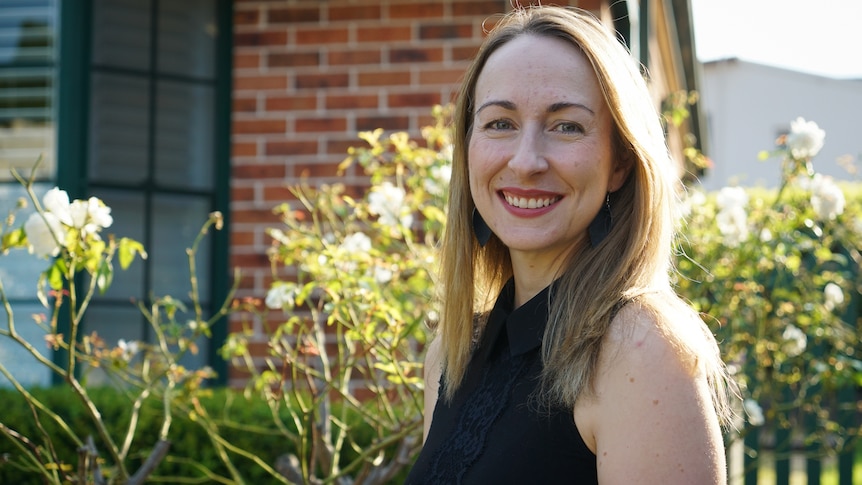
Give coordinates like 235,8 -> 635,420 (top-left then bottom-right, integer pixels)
53,0 -> 232,384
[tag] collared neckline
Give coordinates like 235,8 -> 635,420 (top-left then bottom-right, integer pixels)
482,278 -> 552,359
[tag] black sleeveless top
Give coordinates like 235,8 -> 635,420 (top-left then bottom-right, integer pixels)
405,279 -> 598,484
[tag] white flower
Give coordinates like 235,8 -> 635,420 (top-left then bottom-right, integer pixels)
118,339 -> 140,362
716,186 -> 748,212
372,265 -> 393,284
809,174 -> 845,220
424,164 -> 453,196
678,189 -> 706,220
87,197 -> 113,230
24,212 -> 66,258
339,232 -> 372,253
715,208 -> 749,247
786,117 -> 825,160
743,399 -> 765,426
368,182 -> 412,228
715,187 -> 750,247
781,324 -> 807,357
824,282 -> 845,311
42,187 -> 72,225
759,228 -> 773,242
66,197 -> 113,238
265,284 -> 296,310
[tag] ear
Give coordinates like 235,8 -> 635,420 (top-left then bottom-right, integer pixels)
608,152 -> 633,192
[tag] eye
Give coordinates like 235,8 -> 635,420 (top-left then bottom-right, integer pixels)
484,119 -> 514,131
553,122 -> 584,134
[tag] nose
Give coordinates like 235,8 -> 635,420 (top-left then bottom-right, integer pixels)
507,127 -> 548,176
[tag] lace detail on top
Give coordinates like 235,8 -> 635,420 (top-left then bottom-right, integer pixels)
424,349 -> 529,484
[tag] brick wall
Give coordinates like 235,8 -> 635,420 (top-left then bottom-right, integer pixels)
229,0 -> 599,384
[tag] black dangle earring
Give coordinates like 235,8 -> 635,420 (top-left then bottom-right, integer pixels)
472,207 -> 492,247
588,193 -> 613,247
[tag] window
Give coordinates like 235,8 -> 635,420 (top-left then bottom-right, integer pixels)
82,0 -> 231,383
0,0 -> 58,387
0,0 -> 232,387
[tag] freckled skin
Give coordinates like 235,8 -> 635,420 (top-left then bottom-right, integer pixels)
468,34 -> 628,304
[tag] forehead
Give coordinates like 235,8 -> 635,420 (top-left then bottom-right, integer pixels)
474,34 -> 604,111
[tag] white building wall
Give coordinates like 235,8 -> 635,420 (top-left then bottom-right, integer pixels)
698,58 -> 862,190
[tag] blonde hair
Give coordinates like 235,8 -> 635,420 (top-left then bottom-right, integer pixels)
434,6 -> 733,426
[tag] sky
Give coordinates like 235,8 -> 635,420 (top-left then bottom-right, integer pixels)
690,0 -> 862,79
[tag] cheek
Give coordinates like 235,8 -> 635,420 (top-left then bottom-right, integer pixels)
467,138 -> 502,177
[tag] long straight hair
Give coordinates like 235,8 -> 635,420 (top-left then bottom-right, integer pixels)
435,6 -> 731,425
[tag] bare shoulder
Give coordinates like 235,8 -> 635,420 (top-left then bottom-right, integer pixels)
578,294 -> 727,484
605,293 -> 716,374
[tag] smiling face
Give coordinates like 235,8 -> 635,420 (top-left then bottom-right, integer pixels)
468,34 -> 628,277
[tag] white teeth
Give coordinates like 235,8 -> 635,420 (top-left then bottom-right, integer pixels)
504,194 -> 558,209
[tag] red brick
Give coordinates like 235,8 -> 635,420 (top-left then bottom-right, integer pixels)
387,2 -> 444,19
452,1 -> 507,16
418,67 -> 466,85
265,94 -> 317,111
267,51 -> 321,68
231,230 -> 256,246
234,9 -> 260,25
327,137 -> 362,155
233,141 -> 258,157
263,185 -> 300,203
358,70 -> 410,87
388,91 -> 441,108
232,118 -> 286,134
327,48 -> 381,66
356,115 -> 409,131
234,31 -> 288,47
233,96 -> 257,113
325,94 -> 378,110
265,140 -> 318,156
233,163 -> 287,179
452,45 -> 480,61
417,114 -> 438,130
234,52 -> 260,69
234,74 -> 288,91
295,72 -> 349,89
231,186 -> 255,202
356,26 -> 411,43
268,6 -> 320,24
389,46 -> 443,63
329,5 -> 383,22
230,251 -> 273,267
294,162 -> 341,178
419,23 -> 473,40
295,116 -> 347,133
295,26 -> 350,44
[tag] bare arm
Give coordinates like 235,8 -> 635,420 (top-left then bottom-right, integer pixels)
583,304 -> 726,484
422,336 -> 443,442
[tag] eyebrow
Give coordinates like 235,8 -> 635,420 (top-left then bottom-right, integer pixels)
475,99 -> 595,116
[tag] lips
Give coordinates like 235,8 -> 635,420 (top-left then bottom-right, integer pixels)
501,190 -> 562,209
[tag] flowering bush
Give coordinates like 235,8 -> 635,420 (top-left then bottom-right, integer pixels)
221,105 -> 452,484
0,165 -> 224,483
675,118 -> 862,458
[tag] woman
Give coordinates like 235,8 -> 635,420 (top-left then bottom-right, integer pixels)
406,6 -> 733,484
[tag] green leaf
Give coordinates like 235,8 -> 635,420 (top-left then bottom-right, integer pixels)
1,227 -> 27,251
96,259 -> 113,294
46,259 -> 65,291
118,237 -> 147,270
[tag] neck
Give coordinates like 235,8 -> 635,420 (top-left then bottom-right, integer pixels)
509,249 -> 570,308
